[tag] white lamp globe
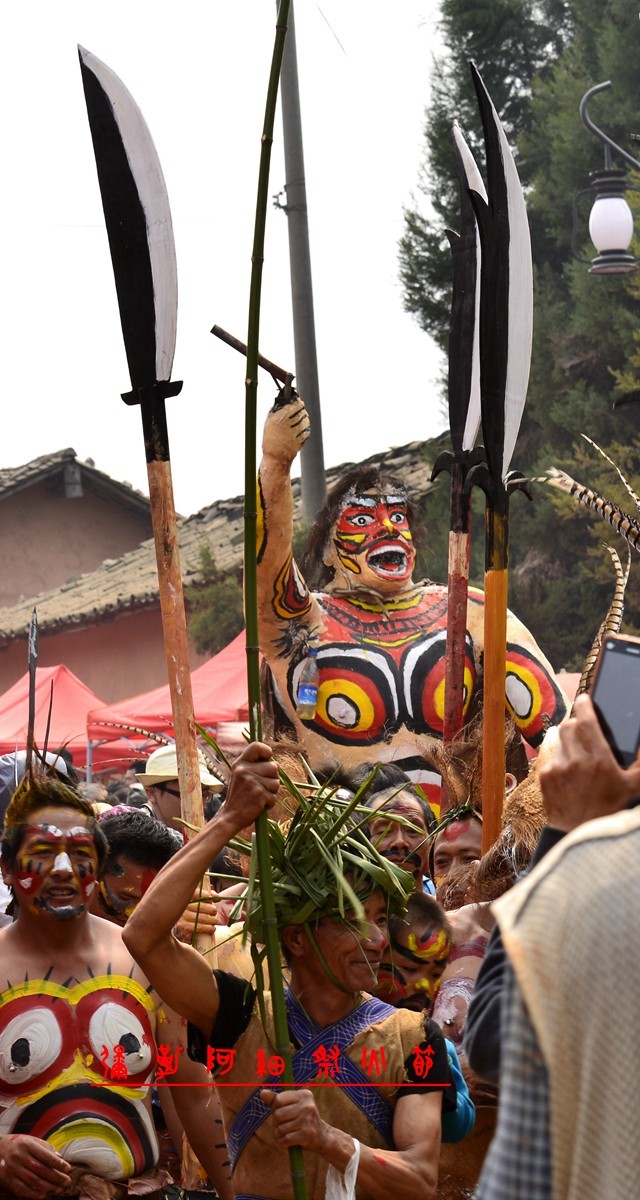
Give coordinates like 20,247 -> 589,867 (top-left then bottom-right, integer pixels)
589,195 -> 634,252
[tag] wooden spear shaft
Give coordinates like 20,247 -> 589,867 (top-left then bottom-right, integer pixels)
443,467 -> 472,747
481,496 -> 509,854
141,402 -> 213,956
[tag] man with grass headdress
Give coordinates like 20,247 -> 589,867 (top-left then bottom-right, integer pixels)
125,747 -> 456,1200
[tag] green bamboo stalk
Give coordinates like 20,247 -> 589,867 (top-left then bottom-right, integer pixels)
243,4 -> 308,1198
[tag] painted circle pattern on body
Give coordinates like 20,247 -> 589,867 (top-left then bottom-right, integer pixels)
0,976 -> 158,1179
505,643 -> 567,746
287,633 -> 475,745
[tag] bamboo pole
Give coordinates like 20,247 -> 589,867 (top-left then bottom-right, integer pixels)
243,4 -> 308,1198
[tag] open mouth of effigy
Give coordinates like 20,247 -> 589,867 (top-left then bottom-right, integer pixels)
367,546 -> 409,576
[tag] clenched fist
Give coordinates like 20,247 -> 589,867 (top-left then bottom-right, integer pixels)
262,395 -> 310,467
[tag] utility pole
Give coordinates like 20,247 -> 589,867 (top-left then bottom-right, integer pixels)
276,0 -> 327,518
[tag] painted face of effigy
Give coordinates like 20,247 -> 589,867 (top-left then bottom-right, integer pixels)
14,808 -> 99,920
326,490 -> 416,594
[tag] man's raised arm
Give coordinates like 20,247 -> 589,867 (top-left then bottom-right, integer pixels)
123,741 -> 279,1035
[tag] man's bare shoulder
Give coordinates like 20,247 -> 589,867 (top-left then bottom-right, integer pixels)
0,915 -> 153,995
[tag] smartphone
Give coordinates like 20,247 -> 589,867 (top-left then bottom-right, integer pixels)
591,633 -> 640,766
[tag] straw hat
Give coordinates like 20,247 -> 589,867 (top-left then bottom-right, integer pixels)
135,744 -> 224,791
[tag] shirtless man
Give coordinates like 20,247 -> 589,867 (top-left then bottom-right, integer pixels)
0,756 -> 261,1200
0,771 -> 166,1198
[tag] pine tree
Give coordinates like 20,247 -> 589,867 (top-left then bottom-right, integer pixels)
401,0 -> 640,670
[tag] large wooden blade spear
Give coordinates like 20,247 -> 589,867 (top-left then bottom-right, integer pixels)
431,126 -> 485,772
78,49 -> 210,917
243,5 -> 308,1199
462,63 -> 533,853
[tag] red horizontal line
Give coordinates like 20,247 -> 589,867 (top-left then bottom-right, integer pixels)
91,1081 -> 449,1089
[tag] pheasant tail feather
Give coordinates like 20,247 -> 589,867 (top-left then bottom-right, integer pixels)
539,467 -> 640,551
577,544 -> 631,697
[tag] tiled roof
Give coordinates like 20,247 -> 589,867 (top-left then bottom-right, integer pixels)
0,440 -> 433,644
0,448 -> 152,520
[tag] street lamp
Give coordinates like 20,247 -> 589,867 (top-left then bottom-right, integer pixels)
572,81 -> 640,274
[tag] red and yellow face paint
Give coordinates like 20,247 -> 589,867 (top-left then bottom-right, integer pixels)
432,817 -> 483,886
0,975 -> 158,1179
97,858 -> 157,927
329,491 -> 416,588
15,823 -> 98,918
376,922 -> 451,1012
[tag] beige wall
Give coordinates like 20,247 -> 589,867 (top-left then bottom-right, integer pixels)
0,607 -> 207,704
0,479 -> 151,609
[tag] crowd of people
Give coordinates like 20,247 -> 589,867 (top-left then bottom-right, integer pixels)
0,691 -> 635,1200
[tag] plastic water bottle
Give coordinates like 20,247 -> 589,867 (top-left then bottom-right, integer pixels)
296,647 -> 319,720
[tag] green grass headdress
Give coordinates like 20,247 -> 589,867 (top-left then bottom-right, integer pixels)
229,776 -> 414,994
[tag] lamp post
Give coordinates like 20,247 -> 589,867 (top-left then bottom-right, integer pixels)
572,81 -> 640,275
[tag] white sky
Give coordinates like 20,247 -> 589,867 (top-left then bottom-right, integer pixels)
2,2 -> 447,517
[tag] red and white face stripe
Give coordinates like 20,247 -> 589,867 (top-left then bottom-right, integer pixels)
331,492 -> 416,586
15,821 -> 98,919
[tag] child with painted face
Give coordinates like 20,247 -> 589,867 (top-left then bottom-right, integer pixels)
375,891 -> 452,1014
374,892 -> 475,1148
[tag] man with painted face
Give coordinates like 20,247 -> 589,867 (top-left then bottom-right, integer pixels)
359,764 -> 437,893
0,769 -> 166,1199
0,747 -> 273,1200
257,395 -> 568,811
92,808 -> 182,925
90,807 -> 234,1200
430,811 -> 483,899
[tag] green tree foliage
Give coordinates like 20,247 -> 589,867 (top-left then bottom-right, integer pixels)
400,0 -> 572,350
187,544 -> 244,657
401,0 -> 640,670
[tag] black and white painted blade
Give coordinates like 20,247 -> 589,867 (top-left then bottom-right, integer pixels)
78,46 -> 178,392
468,61 -> 533,484
450,123 -> 486,456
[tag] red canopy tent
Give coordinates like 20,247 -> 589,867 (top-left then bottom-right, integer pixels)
0,664 -> 141,772
87,631 -> 250,744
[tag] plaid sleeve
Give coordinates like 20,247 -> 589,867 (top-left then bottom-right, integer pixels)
475,964 -> 552,1200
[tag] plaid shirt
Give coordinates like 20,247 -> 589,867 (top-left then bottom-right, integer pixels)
475,960 -> 552,1200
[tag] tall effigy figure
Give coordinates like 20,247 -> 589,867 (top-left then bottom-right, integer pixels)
257,395 -> 568,809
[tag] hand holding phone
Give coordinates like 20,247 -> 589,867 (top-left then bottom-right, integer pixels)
539,692 -> 640,831
590,633 -> 640,767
